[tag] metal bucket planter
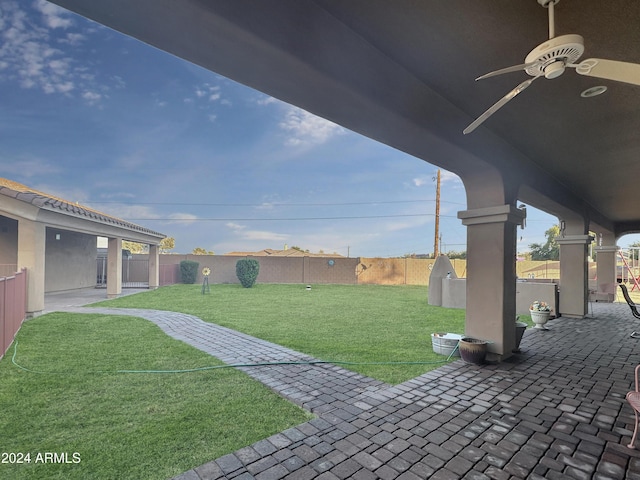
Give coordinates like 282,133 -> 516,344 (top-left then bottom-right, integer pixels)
514,321 -> 527,352
431,333 -> 462,357
459,337 -> 488,364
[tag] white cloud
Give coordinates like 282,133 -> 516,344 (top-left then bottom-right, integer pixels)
82,90 -> 102,105
256,95 -> 278,106
32,183 -> 89,204
280,106 -> 345,147
0,2 -> 109,104
166,213 -> 198,225
412,170 -> 462,188
0,157 -> 60,177
243,230 -> 290,241
0,1 -> 74,94
99,191 -> 136,200
226,222 -> 246,231
60,32 -> 85,45
34,0 -> 73,29
412,177 -> 429,187
95,204 -> 161,221
440,170 -> 462,185
194,83 -> 222,102
226,222 -> 289,242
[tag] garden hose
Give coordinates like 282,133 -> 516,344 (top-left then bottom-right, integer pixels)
10,341 -> 460,375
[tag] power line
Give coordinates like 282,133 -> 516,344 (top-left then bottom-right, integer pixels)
123,213 -> 461,222
88,199 -> 468,207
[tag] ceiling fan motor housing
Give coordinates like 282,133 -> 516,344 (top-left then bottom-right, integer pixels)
524,34 -> 585,78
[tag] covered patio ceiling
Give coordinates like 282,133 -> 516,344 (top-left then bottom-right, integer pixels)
49,0 -> 640,236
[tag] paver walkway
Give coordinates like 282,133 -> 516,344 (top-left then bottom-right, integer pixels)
63,302 -> 640,479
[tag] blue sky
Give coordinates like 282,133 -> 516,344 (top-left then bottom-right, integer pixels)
4,0 -> 626,257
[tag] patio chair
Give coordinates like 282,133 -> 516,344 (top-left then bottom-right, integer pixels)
619,284 -> 640,338
627,364 -> 640,448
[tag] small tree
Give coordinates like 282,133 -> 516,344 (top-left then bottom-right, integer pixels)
236,258 -> 260,288
529,224 -> 560,260
192,247 -> 214,255
122,241 -> 147,254
160,237 -> 176,253
180,260 -> 199,284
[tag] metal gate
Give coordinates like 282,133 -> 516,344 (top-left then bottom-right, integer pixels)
96,257 -> 149,288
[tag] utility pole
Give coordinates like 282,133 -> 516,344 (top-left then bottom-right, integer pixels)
433,169 -> 441,258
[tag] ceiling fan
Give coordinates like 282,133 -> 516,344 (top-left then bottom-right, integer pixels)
463,0 -> 640,134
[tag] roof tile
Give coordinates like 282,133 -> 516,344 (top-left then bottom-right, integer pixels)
0,178 -> 164,238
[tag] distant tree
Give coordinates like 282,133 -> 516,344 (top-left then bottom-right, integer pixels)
122,241 -> 147,254
160,237 -> 175,253
446,250 -> 467,259
519,251 -> 532,261
529,225 -> 560,260
192,247 -> 214,255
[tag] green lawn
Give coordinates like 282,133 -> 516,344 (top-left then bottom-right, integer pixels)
0,312 -> 312,480
94,283 -> 467,384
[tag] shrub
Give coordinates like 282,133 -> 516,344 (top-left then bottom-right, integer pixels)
236,258 -> 260,288
180,260 -> 199,284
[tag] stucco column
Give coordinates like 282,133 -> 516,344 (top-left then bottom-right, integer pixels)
17,219 -> 45,316
148,244 -> 159,290
593,229 -> 618,301
107,237 -> 122,298
557,233 -> 592,317
458,205 -> 525,361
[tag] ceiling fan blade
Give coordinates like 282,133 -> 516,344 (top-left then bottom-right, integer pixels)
476,61 -> 541,81
574,58 -> 640,86
463,77 -> 539,135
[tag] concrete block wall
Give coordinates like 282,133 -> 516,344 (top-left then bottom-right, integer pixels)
157,254 -> 360,285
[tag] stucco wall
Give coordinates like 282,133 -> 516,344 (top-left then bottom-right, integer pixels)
45,229 -> 97,292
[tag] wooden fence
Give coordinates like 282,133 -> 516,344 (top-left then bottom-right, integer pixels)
0,268 -> 27,360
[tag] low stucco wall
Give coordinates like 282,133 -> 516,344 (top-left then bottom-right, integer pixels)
515,280 -> 559,315
438,278 -> 559,315
442,278 -> 466,309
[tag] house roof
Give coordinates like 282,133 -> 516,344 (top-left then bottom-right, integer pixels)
225,248 -> 344,258
0,178 -> 164,240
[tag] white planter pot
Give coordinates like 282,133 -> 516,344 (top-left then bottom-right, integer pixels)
530,310 -> 551,329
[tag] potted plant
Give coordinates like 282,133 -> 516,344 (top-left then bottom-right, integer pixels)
529,300 -> 552,330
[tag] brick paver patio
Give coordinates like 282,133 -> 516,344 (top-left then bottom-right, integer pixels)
64,300 -> 640,479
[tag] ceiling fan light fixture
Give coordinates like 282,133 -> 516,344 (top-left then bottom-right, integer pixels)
524,34 -> 585,77
580,85 -> 608,98
544,61 -> 566,79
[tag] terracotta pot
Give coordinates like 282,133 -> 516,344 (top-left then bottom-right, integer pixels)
459,337 -> 488,364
